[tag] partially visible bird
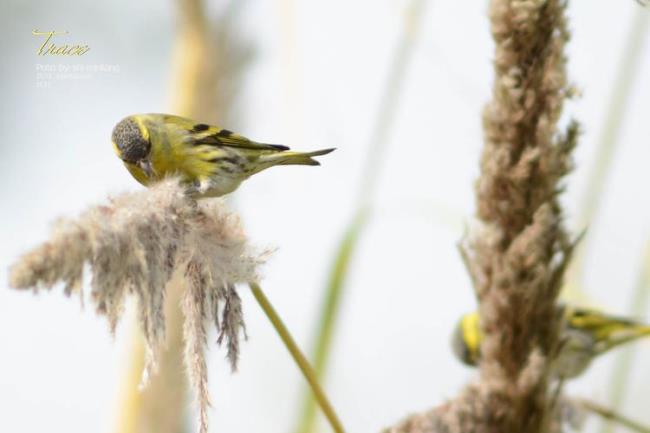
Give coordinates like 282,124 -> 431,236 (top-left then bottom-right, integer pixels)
112,113 -> 335,198
451,305 -> 650,379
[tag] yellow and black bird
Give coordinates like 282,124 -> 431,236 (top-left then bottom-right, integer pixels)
112,113 -> 334,198
451,305 -> 650,379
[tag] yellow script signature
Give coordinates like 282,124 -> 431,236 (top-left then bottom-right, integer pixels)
32,30 -> 90,56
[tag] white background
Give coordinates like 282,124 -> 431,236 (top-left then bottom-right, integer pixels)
1,1 -> 649,432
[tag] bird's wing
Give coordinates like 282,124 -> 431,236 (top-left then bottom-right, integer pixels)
160,114 -> 290,152
196,128 -> 289,151
567,307 -> 650,353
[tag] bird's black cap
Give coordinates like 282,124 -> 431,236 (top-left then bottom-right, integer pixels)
112,117 -> 151,163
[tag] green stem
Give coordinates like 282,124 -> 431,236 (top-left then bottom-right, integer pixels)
590,11 -> 650,433
581,399 -> 650,433
294,210 -> 367,433
356,0 -> 427,208
294,2 -> 427,432
602,243 -> 650,433
566,11 -> 649,288
249,283 -> 347,433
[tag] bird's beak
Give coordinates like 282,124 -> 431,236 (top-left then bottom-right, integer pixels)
138,160 -> 154,178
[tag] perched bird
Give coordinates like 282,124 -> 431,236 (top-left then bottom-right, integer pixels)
112,113 -> 335,198
451,305 -> 650,379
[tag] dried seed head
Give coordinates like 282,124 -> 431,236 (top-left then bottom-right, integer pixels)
9,178 -> 269,433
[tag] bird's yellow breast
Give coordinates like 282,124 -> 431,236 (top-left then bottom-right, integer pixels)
142,116 -> 216,182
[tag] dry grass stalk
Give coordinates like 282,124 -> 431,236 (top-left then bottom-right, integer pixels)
135,269 -> 188,433
128,0 -> 254,430
171,0 -> 252,126
387,0 -> 579,432
9,178 -> 267,433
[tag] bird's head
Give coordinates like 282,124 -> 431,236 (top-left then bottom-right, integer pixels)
451,311 -> 482,366
112,116 -> 154,177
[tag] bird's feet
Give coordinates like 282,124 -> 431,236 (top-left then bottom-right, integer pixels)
184,178 -> 215,198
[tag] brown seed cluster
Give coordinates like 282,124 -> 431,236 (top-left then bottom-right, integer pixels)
387,0 -> 579,432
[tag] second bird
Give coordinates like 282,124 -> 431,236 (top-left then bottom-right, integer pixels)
112,113 -> 335,198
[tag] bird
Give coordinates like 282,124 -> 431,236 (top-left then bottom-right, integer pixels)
111,113 -> 335,198
451,305 -> 650,379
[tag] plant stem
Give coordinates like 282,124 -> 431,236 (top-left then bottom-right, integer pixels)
111,0 -> 233,430
578,10 -> 650,433
602,242 -> 650,433
356,0 -> 427,208
295,210 -> 366,433
294,2 -> 426,432
249,283 -> 347,433
581,399 -> 650,433
111,311 -> 146,433
112,275 -> 188,433
566,10 -> 649,292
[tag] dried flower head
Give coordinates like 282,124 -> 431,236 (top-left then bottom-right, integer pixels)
9,178 -> 268,433
386,0 -> 580,432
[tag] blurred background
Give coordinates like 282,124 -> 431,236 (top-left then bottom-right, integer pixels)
1,1 -> 649,432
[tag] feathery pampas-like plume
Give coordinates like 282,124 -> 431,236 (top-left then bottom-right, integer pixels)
386,0 -> 579,432
9,178 -> 267,433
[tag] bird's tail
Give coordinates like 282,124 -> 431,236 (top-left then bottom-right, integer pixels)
596,324 -> 650,354
261,148 -> 336,167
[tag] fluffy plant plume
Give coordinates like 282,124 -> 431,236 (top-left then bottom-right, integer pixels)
9,178 -> 267,433
387,0 -> 579,432
463,1 -> 578,428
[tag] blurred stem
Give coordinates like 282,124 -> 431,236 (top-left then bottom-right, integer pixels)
170,0 -> 211,118
113,275 -> 189,433
249,283 -> 347,433
573,10 -> 650,433
602,242 -> 650,433
276,0 -> 304,146
112,0 -> 216,431
580,399 -> 650,433
295,2 -> 427,433
112,309 -> 146,433
565,11 -> 649,294
357,0 -> 427,208
295,210 -> 367,433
